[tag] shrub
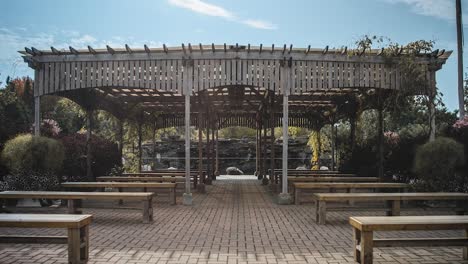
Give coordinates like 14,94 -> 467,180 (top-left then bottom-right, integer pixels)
1,134 -> 64,174
2,171 -> 59,191
60,133 -> 121,180
413,137 -> 466,192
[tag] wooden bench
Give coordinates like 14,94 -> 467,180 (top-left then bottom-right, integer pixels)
97,176 -> 186,182
0,214 -> 93,264
293,182 -> 409,205
62,182 -> 177,205
288,176 -> 378,183
349,215 -> 468,264
0,191 -> 154,223
312,192 -> 468,224
123,172 -> 196,177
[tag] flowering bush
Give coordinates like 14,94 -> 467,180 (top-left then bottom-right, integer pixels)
40,119 -> 62,137
384,131 -> 400,146
453,116 -> 468,129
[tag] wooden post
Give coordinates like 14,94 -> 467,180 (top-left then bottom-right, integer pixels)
34,96 -> 40,136
152,120 -> 157,169
198,111 -> 203,188
457,0 -> 465,119
258,120 -> 263,180
331,123 -> 335,171
183,64 -> 192,205
262,123 -> 267,184
137,119 -> 143,173
206,117 -> 211,184
350,115 -> 356,153
86,109 -> 93,181
215,128 -> 219,176
270,97 -> 275,184
278,64 -> 291,204
377,106 -> 384,180
211,128 -> 216,179
118,119 -> 124,166
255,115 -> 260,177
428,91 -> 436,142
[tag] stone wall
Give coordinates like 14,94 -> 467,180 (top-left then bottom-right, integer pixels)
142,137 -> 318,174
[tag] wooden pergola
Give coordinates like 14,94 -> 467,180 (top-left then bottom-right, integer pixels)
21,44 -> 451,205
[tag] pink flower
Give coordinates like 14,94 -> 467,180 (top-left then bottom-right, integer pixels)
384,131 -> 400,145
453,116 -> 468,129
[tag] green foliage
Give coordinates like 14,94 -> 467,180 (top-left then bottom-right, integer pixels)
1,134 -> 64,174
219,127 -> 256,139
413,137 -> 466,192
123,152 -> 139,173
45,98 -> 85,134
60,133 -> 121,180
0,90 -> 31,148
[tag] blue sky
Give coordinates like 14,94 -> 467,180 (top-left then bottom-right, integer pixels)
0,0 -> 467,110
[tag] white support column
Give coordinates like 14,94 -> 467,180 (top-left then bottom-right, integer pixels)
278,65 -> 291,205
183,63 -> 193,205
34,96 -> 41,136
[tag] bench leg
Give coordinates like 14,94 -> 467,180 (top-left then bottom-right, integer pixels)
170,188 -> 176,205
316,200 -> 326,225
386,200 -> 400,216
353,228 -> 361,262
295,188 -> 301,205
118,187 -> 123,205
67,200 -> 80,214
456,201 -> 467,215
464,229 -> 468,260
142,198 -> 153,223
348,188 -> 355,206
360,231 -> 374,264
80,225 -> 89,262
67,227 -> 81,264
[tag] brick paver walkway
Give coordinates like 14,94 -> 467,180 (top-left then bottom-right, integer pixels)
0,177 -> 466,263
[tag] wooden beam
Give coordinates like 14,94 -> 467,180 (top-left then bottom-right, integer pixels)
87,46 -> 97,55
69,46 -> 79,55
51,46 -> 61,55
106,45 -> 115,55
125,44 -> 132,54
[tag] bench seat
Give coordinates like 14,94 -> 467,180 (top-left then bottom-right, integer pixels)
294,182 -> 409,205
0,191 -> 154,223
62,182 -> 177,205
312,192 -> 468,224
0,214 -> 93,264
349,215 -> 468,264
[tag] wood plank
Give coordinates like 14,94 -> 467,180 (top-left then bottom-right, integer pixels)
0,214 -> 92,229
0,235 -> 68,244
373,238 -> 468,247
350,215 -> 468,232
0,191 -> 154,200
62,182 -> 176,188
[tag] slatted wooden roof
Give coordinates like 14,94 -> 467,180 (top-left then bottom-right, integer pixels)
22,44 -> 451,129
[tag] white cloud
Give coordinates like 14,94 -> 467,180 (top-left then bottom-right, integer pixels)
384,0 -> 466,23
168,0 -> 276,30
168,0 -> 234,19
242,19 -> 277,30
